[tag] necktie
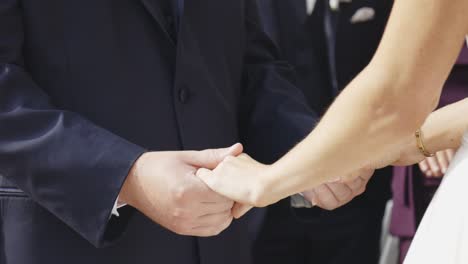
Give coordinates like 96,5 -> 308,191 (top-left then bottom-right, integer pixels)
174,0 -> 184,27
176,0 -> 184,16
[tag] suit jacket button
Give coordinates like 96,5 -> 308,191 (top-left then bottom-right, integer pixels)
179,88 -> 189,104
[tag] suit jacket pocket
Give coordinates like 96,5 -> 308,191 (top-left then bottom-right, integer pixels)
0,187 -> 28,198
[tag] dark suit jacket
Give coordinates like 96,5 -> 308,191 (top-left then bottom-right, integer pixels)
256,0 -> 393,214
257,0 -> 333,113
0,1 -> 315,263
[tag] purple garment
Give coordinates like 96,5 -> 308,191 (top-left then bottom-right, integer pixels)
458,45 -> 468,65
390,46 -> 468,262
391,166 -> 417,237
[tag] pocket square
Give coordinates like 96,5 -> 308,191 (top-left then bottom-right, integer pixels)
306,0 -> 316,15
329,0 -> 352,11
350,7 -> 375,24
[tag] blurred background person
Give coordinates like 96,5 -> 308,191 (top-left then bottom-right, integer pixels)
253,0 -> 393,263
390,47 -> 468,264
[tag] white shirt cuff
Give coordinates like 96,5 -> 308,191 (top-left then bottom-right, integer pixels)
111,196 -> 127,218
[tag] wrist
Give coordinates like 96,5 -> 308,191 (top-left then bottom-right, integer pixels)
252,164 -> 277,207
420,114 -> 450,154
415,129 -> 435,157
259,163 -> 301,206
119,167 -> 136,207
120,152 -> 149,207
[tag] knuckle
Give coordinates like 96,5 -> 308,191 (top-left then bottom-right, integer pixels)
173,185 -> 191,203
172,208 -> 182,218
171,208 -> 190,219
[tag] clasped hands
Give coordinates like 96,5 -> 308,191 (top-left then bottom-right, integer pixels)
120,144 -> 373,237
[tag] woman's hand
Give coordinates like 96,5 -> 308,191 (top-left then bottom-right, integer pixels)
196,154 -> 277,215
418,149 -> 455,177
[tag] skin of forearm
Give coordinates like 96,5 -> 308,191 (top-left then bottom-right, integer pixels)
423,98 -> 468,153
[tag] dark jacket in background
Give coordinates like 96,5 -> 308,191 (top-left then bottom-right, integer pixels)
253,1 -> 393,263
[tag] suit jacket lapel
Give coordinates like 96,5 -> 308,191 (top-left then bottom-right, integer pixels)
139,0 -> 175,45
275,0 -> 307,26
273,0 -> 307,52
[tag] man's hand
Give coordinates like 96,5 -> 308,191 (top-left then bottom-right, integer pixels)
119,144 -> 243,237
418,149 -> 455,177
301,169 -> 374,210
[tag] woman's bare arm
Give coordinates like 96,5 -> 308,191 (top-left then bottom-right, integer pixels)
268,0 -> 468,200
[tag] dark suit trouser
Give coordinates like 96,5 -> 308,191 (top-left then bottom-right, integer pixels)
253,199 -> 385,264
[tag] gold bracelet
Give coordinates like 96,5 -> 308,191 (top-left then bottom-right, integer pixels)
415,129 -> 435,157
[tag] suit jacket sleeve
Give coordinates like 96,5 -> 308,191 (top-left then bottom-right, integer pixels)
240,0 -> 318,163
0,1 -> 145,247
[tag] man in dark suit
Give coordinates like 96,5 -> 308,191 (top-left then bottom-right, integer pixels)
0,1 -> 373,264
253,0 -> 393,263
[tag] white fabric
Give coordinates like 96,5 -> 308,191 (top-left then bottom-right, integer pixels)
329,0 -> 352,11
111,196 -> 126,218
350,7 -> 375,24
306,0 -> 316,15
379,200 -> 400,264
404,130 -> 468,263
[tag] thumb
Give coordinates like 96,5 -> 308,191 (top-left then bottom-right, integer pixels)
232,203 -> 253,219
188,143 -> 243,169
196,167 -> 215,186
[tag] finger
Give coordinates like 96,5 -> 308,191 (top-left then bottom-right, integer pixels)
191,215 -> 233,237
187,143 -> 243,169
196,167 -> 216,189
342,177 -> 364,194
426,156 -> 441,177
359,169 -> 375,181
191,169 -> 225,199
325,182 -> 353,202
195,209 -> 232,226
446,149 -> 455,162
301,190 -> 316,205
354,185 -> 367,196
418,160 -> 429,174
196,200 -> 234,216
436,151 -> 449,174
313,184 -> 339,210
232,203 -> 253,219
